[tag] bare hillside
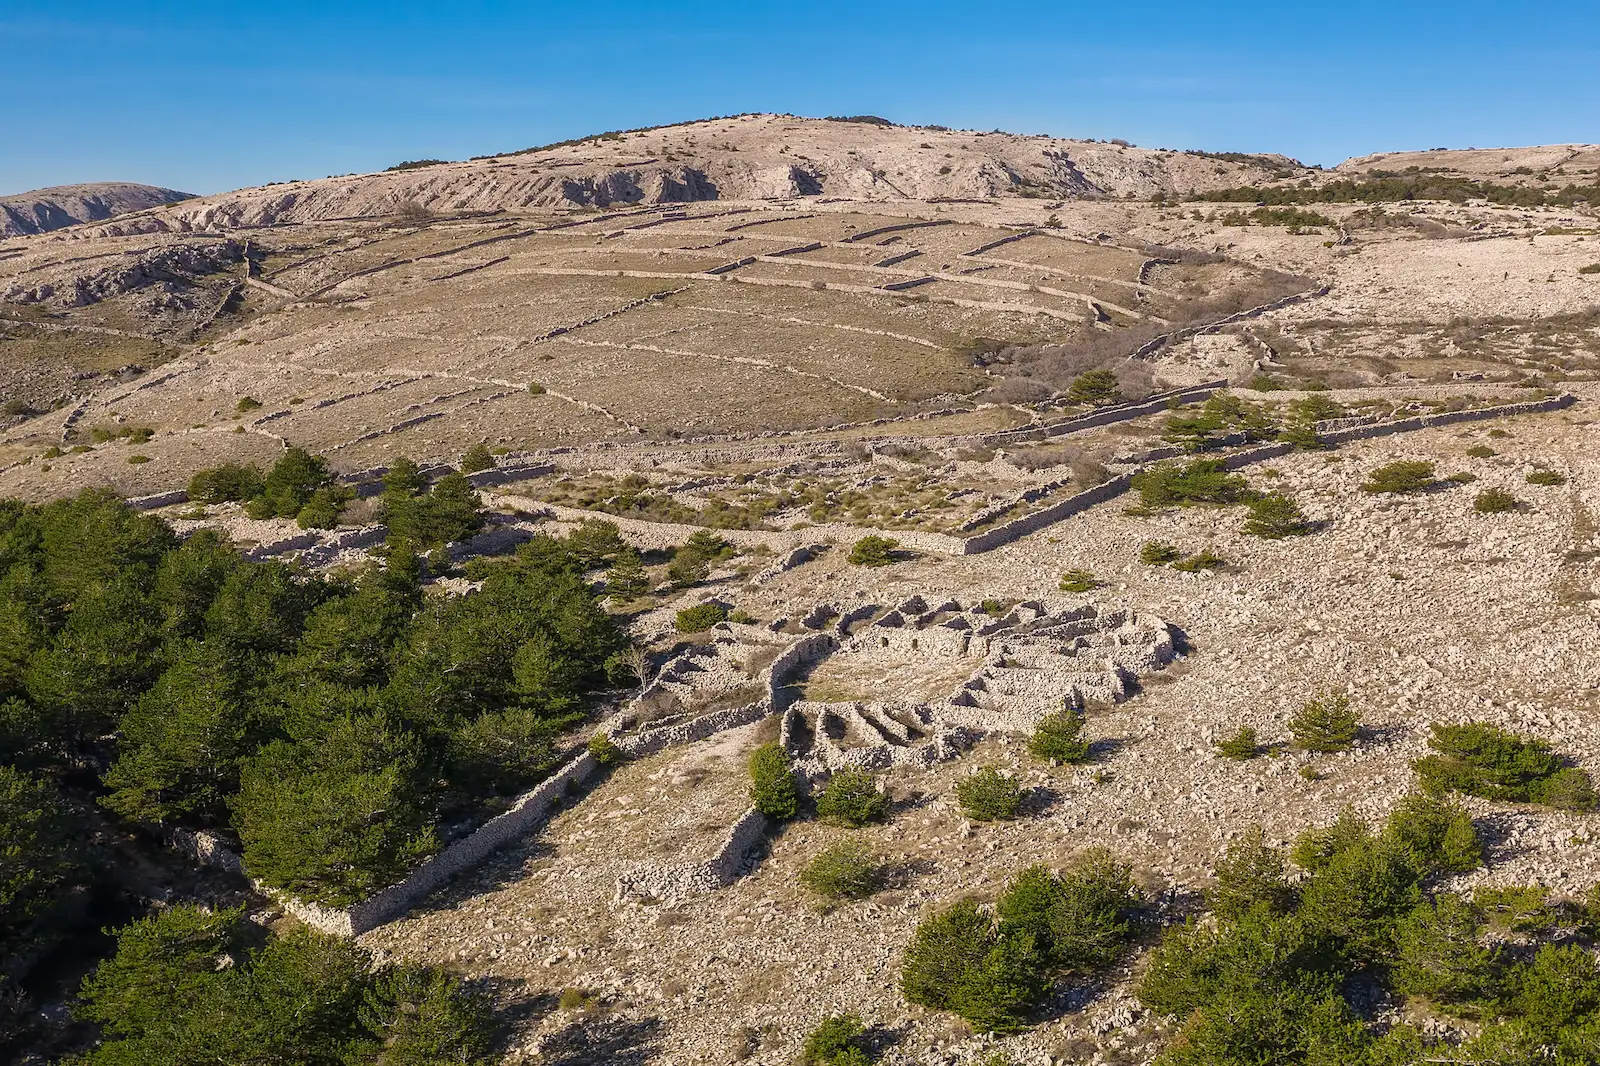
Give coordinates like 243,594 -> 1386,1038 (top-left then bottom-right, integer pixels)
74,114 -> 1313,235
0,181 -> 193,237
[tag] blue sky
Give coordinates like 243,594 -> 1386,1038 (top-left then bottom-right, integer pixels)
3,0 -> 1596,196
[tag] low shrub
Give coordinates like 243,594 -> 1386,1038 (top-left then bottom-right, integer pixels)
957,766 -> 1023,821
902,853 -> 1138,1033
1446,471 -> 1478,484
800,840 -> 881,902
1289,693 -> 1359,753
748,743 -> 798,819
847,535 -> 898,567
235,396 -> 263,413
1217,726 -> 1260,759
1465,444 -> 1497,458
459,443 -> 495,473
1526,468 -> 1567,486
1173,549 -> 1226,572
1384,791 -> 1483,874
188,462 -> 266,504
800,1013 -> 874,1065
1058,568 -> 1099,593
674,603 -> 728,633
815,768 -> 889,827
1474,487 -> 1520,513
1208,825 -> 1295,918
1162,393 -> 1277,452
587,733 -> 625,766
1139,540 -> 1182,565
1361,460 -> 1436,494
1242,493 -> 1312,538
1027,711 -> 1091,763
1412,722 -> 1595,809
1132,458 -> 1251,508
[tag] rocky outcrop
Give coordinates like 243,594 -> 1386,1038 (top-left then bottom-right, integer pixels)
0,182 -> 192,237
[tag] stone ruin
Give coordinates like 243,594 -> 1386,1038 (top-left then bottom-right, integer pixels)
612,595 -> 1176,902
781,595 -> 1176,775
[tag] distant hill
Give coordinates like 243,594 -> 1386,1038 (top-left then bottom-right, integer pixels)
0,182 -> 194,237
62,114 -> 1316,233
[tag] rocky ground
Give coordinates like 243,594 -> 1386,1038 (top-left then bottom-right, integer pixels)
4,118 -> 1600,1065
352,404 -> 1600,1065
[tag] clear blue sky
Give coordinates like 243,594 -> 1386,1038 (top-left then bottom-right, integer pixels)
4,0 -> 1596,197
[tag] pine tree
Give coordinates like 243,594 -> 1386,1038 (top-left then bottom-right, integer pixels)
101,643 -> 254,826
1242,493 -> 1313,538
605,546 -> 649,602
231,713 -> 438,906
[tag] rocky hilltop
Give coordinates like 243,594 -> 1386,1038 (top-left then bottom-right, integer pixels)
72,114 -> 1313,234
0,181 -> 193,237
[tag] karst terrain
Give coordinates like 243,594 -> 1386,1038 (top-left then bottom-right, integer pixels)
4,114 -> 1600,1066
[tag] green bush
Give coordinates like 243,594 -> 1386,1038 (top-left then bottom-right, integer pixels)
1132,459 -> 1250,508
248,446 -> 334,519
1473,487 -> 1520,513
587,733 -> 625,766
187,462 -> 266,504
1058,568 -> 1098,593
902,854 -> 1138,1034
1027,710 -> 1090,763
565,518 -> 626,569
847,535 -> 898,567
381,463 -> 483,547
800,1013 -> 874,1065
1139,540 -> 1182,565
75,904 -> 500,1066
1512,943 -> 1600,1042
815,767 -> 889,827
1242,493 -> 1312,538
1207,825 -> 1294,919
1288,693 -> 1359,752
1465,444 -> 1497,458
800,840 -> 880,901
1216,725 -> 1260,759
748,743 -> 798,820
1162,393 -> 1276,452
1297,833 -> 1423,964
231,713 -> 439,906
1526,468 -> 1567,486
1384,792 -> 1483,874
295,483 -> 354,530
1532,767 -> 1599,811
1412,721 -> 1593,808
674,602 -> 728,633
957,766 -> 1023,821
459,443 -> 495,473
1361,460 -> 1436,494
667,529 -> 733,586
1173,549 -> 1226,573
1006,849 -> 1140,971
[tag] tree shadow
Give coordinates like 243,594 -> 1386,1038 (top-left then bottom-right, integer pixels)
881,857 -> 939,890
1022,785 -> 1064,817
861,1020 -> 912,1057
401,837 -> 557,920
1087,736 -> 1130,761
537,1015 -> 666,1066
